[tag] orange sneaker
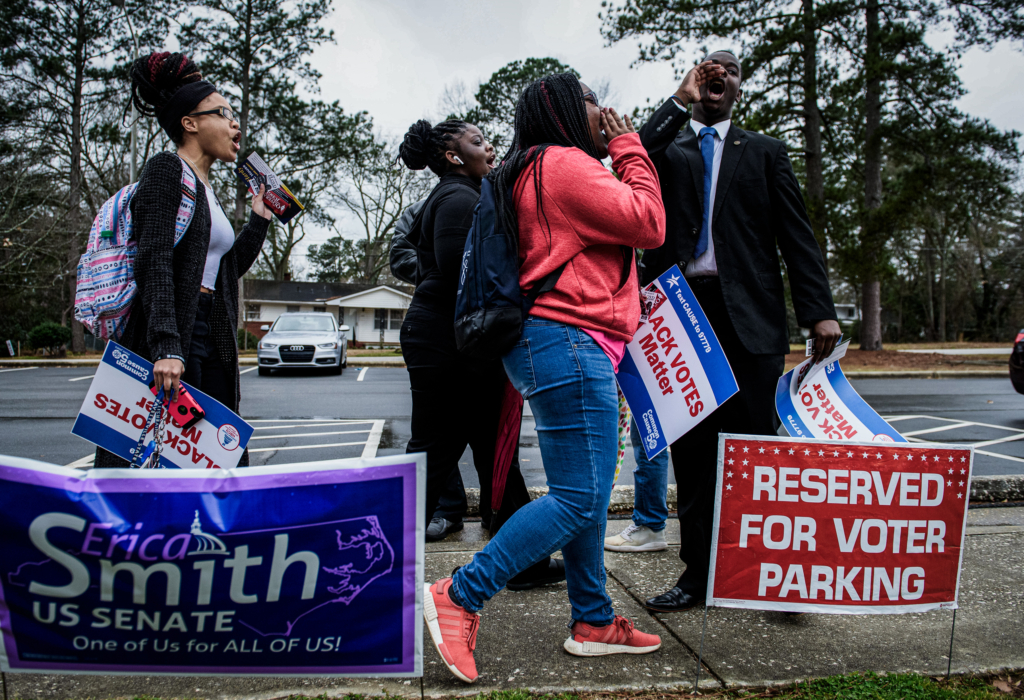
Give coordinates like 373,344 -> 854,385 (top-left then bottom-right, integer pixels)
424,578 -> 480,683
563,615 -> 662,656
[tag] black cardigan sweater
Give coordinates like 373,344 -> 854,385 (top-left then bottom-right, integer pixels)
95,151 -> 269,468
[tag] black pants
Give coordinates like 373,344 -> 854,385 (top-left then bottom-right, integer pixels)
401,305 -> 531,533
182,292 -> 233,408
670,277 -> 784,597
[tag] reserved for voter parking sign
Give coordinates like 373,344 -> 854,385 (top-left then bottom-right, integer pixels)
616,266 -> 739,459
707,435 -> 972,614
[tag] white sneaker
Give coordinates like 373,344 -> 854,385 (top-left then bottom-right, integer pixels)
603,522 -> 668,552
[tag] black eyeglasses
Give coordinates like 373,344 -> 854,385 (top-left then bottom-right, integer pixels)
582,91 -> 599,108
187,106 -> 238,122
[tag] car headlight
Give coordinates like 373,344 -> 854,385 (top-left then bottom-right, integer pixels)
317,342 -> 338,349
260,342 -> 277,349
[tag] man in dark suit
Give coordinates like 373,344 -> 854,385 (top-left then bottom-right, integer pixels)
638,51 -> 843,612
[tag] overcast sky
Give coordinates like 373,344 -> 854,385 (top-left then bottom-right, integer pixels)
290,0 -> 1024,269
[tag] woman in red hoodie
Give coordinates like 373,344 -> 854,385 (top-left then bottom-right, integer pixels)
423,73 -> 688,682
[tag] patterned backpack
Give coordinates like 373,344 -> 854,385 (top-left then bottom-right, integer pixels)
74,156 -> 197,340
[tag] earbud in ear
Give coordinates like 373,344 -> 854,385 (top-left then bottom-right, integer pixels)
453,156 -> 464,165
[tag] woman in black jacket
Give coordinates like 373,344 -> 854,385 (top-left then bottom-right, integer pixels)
398,119 -> 563,589
95,52 -> 270,469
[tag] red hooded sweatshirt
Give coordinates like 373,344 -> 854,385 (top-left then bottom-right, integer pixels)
515,132 -> 666,343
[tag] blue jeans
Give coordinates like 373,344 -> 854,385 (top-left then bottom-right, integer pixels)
451,318 -> 619,625
629,417 -> 669,531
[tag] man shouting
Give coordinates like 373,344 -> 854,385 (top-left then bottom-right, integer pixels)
638,51 -> 842,612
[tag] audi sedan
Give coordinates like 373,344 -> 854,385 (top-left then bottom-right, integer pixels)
256,313 -> 349,376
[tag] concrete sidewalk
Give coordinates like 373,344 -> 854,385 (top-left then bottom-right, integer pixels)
7,506 -> 1022,700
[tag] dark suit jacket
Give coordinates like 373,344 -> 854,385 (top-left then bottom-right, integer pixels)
638,99 -> 836,355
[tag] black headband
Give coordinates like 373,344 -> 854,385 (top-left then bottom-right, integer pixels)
157,80 -> 218,139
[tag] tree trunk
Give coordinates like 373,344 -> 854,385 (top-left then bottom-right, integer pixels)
233,0 -> 254,331
801,0 -> 828,269
66,2 -> 87,354
860,0 -> 884,351
861,276 -> 882,350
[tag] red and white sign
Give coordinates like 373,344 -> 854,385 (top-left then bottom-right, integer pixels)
707,435 -> 972,614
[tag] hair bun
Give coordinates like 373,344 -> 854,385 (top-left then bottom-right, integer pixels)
398,120 -> 434,171
129,51 -> 203,117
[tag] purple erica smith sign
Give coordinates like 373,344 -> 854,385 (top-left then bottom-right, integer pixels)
0,454 -> 424,676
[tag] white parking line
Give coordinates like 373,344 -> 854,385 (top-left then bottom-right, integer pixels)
362,420 -> 385,459
901,422 -> 974,437
239,366 -> 258,375
248,440 -> 367,453
887,413 -> 1024,464
0,367 -> 37,374
357,367 -> 368,381
248,418 -> 375,423
69,374 -> 95,382
249,429 -> 371,441
65,454 -> 95,469
976,449 -> 1024,464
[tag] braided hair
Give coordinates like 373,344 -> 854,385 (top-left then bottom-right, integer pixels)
489,73 -> 600,250
398,119 -> 469,176
127,52 -> 207,144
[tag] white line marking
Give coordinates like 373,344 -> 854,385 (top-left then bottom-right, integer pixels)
252,422 -> 374,430
361,419 -> 386,459
65,454 -> 95,469
239,366 -> 258,375
247,418 -> 374,423
248,441 -> 366,453
249,429 -> 371,441
357,367 -> 368,381
974,433 -> 1024,448
975,449 -> 1024,464
0,367 -> 37,374
69,374 -> 95,382
901,422 -> 975,437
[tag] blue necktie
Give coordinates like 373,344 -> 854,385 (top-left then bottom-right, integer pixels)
694,126 -> 717,259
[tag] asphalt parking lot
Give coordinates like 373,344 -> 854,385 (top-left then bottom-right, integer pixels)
0,366 -> 1021,480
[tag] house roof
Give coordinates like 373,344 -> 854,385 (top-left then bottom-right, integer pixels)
243,279 -> 374,304
323,285 -> 414,306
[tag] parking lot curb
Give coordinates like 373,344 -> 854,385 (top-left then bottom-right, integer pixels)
2,359 -> 1010,376
460,475 -> 1023,515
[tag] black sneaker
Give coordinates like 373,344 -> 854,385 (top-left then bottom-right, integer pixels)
426,517 -> 464,542
506,557 -> 566,591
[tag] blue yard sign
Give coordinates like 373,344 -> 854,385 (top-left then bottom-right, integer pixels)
616,266 -> 739,458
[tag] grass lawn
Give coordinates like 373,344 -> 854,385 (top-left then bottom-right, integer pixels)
85,671 -> 1022,700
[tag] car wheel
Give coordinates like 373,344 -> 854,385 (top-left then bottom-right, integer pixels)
258,367 -> 270,376
331,362 -> 343,376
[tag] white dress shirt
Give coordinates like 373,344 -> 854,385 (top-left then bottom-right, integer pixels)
672,101 -> 731,277
685,118 -> 730,277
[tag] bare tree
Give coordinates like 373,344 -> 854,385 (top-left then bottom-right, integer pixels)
330,134 -> 433,285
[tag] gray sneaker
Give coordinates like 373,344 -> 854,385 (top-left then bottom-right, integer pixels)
426,517 -> 463,542
604,522 -> 668,552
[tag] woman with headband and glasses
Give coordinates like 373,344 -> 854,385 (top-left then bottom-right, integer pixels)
94,52 -> 271,469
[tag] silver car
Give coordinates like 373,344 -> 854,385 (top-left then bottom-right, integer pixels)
257,313 -> 349,376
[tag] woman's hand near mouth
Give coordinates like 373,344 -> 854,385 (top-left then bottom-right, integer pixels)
600,107 -> 635,143
675,60 -> 727,106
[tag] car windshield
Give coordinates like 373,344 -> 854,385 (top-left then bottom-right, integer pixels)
272,315 -> 336,332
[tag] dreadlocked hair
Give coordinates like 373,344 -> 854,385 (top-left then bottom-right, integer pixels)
398,119 -> 469,177
489,73 -> 600,253
127,52 -> 203,138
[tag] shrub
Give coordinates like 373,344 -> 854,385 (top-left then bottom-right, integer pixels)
237,328 -> 259,349
28,322 -> 72,356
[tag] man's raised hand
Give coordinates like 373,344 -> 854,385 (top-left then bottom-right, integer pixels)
675,61 -> 727,106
